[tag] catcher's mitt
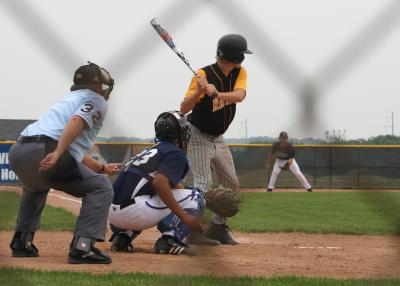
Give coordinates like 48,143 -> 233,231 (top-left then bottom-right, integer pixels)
205,186 -> 241,218
280,162 -> 290,171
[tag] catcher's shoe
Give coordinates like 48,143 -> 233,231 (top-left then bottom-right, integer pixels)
307,188 -> 313,192
154,235 -> 196,256
10,231 -> 39,258
184,230 -> 221,246
267,188 -> 273,192
205,222 -> 239,245
110,233 -> 134,252
68,236 -> 112,264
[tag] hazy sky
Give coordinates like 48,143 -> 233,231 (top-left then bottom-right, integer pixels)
1,0 -> 400,140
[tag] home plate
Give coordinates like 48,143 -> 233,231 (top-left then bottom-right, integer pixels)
294,246 -> 341,250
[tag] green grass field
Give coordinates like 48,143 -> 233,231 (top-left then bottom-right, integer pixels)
2,190 -> 400,235
204,192 -> 400,235
0,268 -> 398,286
0,192 -> 76,231
2,190 -> 400,285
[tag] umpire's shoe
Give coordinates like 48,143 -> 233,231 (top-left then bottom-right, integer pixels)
155,235 -> 196,256
184,230 -> 221,246
10,231 -> 39,257
205,222 -> 239,245
68,236 -> 112,264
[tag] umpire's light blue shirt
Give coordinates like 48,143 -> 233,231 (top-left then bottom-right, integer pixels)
21,89 -> 108,162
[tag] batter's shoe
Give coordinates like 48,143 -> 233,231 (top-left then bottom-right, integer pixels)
307,188 -> 313,192
154,235 -> 196,256
205,222 -> 239,245
184,230 -> 221,246
10,231 -> 39,257
68,236 -> 112,264
110,233 -> 134,252
267,188 -> 273,192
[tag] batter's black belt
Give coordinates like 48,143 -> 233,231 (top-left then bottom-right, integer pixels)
17,135 -> 55,144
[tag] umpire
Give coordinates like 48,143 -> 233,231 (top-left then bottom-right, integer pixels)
180,34 -> 252,245
9,62 -> 120,264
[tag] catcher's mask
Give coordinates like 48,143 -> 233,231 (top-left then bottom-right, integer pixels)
71,61 -> 114,100
155,111 -> 191,151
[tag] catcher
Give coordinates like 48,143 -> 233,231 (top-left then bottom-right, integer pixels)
108,111 -> 240,255
266,132 -> 312,192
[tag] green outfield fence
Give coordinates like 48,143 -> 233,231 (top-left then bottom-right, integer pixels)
2,141 -> 400,188
89,142 -> 400,189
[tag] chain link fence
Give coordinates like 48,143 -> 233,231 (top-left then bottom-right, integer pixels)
94,143 -> 400,189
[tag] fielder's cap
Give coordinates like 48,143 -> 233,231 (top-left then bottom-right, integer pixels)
73,63 -> 103,85
279,131 -> 288,139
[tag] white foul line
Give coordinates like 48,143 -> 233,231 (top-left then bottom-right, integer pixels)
294,246 -> 341,250
48,190 -> 82,204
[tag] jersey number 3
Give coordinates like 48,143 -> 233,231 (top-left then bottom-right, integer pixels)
132,149 -> 158,167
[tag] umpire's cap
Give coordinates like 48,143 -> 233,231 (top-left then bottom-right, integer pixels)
71,62 -> 114,98
217,34 -> 252,63
279,131 -> 289,139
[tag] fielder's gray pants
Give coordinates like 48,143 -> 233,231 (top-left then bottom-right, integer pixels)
9,141 -> 113,241
187,124 -> 240,225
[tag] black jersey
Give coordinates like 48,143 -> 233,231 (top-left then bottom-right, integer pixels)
188,63 -> 243,136
271,142 -> 295,160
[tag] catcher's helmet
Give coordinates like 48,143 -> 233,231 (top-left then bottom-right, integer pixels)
217,34 -> 252,64
71,61 -> 114,99
155,111 -> 191,151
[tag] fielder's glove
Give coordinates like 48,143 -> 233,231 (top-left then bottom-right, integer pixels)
205,186 -> 241,218
280,163 -> 290,171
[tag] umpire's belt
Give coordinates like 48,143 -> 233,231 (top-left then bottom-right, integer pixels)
17,135 -> 55,144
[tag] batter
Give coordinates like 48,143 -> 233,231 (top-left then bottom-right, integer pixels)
180,34 -> 252,245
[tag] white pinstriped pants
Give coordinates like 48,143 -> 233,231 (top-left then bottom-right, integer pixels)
187,124 -> 239,225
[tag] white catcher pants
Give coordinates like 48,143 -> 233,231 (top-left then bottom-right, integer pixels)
268,158 -> 311,190
108,189 -> 200,232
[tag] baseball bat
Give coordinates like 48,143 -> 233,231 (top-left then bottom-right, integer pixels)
150,18 -> 198,77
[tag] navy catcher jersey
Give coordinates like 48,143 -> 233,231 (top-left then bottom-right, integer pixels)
112,141 -> 189,206
271,142 -> 295,160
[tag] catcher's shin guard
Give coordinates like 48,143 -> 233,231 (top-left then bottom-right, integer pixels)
205,222 -> 239,245
68,236 -> 112,264
10,231 -> 39,257
157,188 -> 205,242
154,235 -> 195,256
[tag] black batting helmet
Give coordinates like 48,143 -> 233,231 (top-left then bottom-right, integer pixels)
155,111 -> 191,151
217,34 -> 252,64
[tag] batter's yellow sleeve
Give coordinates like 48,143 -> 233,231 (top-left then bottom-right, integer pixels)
234,67 -> 247,91
184,69 -> 206,100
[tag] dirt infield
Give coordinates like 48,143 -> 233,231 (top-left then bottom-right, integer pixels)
1,187 -> 400,278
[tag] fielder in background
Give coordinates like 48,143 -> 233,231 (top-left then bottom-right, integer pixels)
180,34 -> 252,245
109,111 -> 204,256
9,62 -> 120,264
266,132 -> 312,192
